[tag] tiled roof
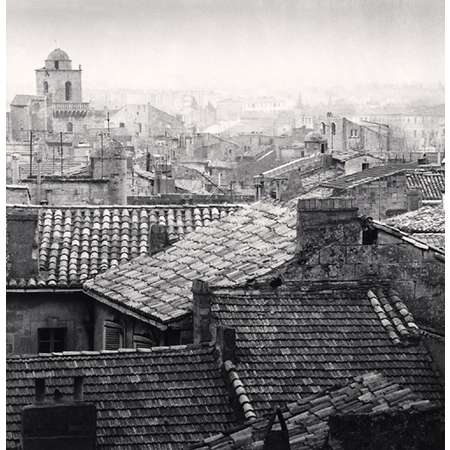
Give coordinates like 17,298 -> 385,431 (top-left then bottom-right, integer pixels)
385,205 -> 444,250
406,170 -> 444,201
192,372 -> 441,450
6,344 -> 237,449
18,159 -> 87,180
330,150 -> 383,163
6,204 -> 241,289
411,233 -> 445,250
368,288 -> 420,345
10,94 -> 36,106
210,281 -> 443,416
262,154 -> 318,179
84,202 -> 297,323
321,163 -> 417,190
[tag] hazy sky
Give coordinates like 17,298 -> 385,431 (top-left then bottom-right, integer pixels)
7,0 -> 445,101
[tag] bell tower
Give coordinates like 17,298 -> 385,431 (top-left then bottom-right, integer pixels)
35,48 -> 83,103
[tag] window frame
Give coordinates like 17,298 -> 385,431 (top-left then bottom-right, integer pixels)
38,327 -> 66,353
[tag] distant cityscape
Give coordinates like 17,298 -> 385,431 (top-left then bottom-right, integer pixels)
5,0 -> 445,447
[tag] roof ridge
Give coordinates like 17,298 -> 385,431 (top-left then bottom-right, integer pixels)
368,288 -> 420,345
223,360 -> 257,422
6,342 -> 215,361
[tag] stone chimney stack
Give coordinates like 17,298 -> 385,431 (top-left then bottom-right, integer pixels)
6,206 -> 40,279
91,139 -> 128,204
192,280 -> 213,344
296,197 -> 360,259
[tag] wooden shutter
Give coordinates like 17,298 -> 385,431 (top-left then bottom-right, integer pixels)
104,323 -> 122,350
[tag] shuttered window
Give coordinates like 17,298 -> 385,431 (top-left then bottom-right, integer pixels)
104,322 -> 123,350
133,334 -> 155,349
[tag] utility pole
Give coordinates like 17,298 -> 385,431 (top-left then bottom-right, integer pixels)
107,111 -> 110,133
36,148 -> 42,204
100,132 -> 104,179
29,131 -> 33,177
60,132 -> 63,176
229,181 -> 235,202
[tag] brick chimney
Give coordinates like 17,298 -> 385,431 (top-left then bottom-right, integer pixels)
296,198 -> 360,259
192,280 -> 214,344
6,206 -> 40,279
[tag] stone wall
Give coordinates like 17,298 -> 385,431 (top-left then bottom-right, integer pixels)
286,239 -> 444,333
127,193 -> 253,205
334,172 -> 409,219
26,178 -> 110,205
36,69 -> 82,103
6,292 -> 169,355
6,292 -> 93,355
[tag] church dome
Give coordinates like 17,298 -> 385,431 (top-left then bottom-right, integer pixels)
305,131 -> 325,142
47,48 -> 70,61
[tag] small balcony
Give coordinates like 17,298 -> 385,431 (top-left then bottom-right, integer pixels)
52,103 -> 89,118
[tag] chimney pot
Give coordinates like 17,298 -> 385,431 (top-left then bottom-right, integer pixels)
35,378 -> 45,403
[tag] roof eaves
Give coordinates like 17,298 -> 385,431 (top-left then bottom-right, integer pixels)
82,286 -> 169,330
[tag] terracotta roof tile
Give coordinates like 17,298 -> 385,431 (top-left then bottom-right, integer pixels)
6,345 -> 237,449
192,372 -> 441,450
210,281 -> 443,416
321,163 -> 417,190
6,204 -> 240,290
84,202 -> 298,323
384,205 -> 444,250
406,170 -> 444,202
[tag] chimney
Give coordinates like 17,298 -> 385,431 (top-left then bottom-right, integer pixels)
35,378 -> 46,403
296,198 -> 360,259
92,140 -> 127,204
11,155 -> 20,184
73,376 -> 84,401
150,224 -> 169,252
216,326 -> 236,363
6,206 -> 40,279
406,189 -> 422,211
192,280 -> 213,344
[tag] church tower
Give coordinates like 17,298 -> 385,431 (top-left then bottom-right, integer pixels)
35,48 -> 83,103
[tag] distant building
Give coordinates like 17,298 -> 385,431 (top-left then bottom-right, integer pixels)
357,104 -> 445,156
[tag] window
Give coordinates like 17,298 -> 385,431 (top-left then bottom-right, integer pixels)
55,61 -> 59,70
104,321 -> 123,350
119,122 -> 125,128
137,122 -> 142,133
65,81 -> 72,101
362,228 -> 378,245
166,329 -> 181,345
320,122 -> 326,134
43,81 -> 48,94
38,328 -> 66,353
67,122 -> 73,132
362,162 -> 370,171
350,129 -> 358,138
133,334 -> 155,349
331,122 -> 336,135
